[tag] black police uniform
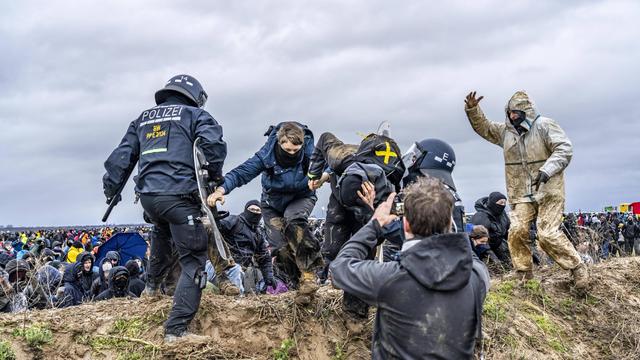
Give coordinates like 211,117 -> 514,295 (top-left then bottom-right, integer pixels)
381,138 -> 466,262
103,75 -> 226,337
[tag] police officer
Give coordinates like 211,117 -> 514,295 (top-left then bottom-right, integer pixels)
402,138 -> 465,231
380,138 -> 466,262
103,74 -> 227,342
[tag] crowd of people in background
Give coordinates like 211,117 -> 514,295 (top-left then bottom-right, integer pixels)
2,207 -> 635,314
0,227 -> 151,312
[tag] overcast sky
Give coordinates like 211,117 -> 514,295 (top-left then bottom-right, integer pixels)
1,0 -> 638,227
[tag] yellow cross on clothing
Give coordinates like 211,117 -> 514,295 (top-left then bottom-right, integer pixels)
375,142 -> 398,164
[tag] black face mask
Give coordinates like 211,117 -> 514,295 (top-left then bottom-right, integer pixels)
242,210 -> 262,228
275,143 -> 302,168
488,203 -> 506,216
509,110 -> 527,134
112,275 -> 129,295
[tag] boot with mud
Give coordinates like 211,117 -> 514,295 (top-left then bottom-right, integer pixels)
217,275 -> 241,296
295,271 -> 319,305
141,283 -> 162,300
164,331 -> 209,344
571,263 -> 590,290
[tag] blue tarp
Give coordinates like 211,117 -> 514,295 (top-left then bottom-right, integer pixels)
96,232 -> 148,266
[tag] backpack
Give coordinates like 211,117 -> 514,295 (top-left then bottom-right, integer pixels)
353,134 -> 405,188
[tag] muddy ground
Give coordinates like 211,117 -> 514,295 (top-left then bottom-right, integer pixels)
2,257 -> 640,359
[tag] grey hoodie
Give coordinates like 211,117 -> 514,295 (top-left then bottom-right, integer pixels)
330,220 -> 489,359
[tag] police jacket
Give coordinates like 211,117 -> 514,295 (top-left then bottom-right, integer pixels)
219,215 -> 274,281
221,122 -> 315,212
330,220 -> 489,360
103,96 -> 227,196
471,197 -> 511,251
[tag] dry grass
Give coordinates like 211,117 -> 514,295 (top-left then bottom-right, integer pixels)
2,258 -> 640,359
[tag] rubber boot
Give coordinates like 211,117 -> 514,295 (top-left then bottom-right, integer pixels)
571,263 -> 590,290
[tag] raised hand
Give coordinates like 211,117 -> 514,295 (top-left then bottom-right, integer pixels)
465,91 -> 484,109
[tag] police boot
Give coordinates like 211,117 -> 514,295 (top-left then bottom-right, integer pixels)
571,263 -> 590,290
295,271 -> 319,305
217,275 -> 240,296
142,281 -> 162,299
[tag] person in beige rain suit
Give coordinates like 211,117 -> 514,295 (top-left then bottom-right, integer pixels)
464,91 -> 589,289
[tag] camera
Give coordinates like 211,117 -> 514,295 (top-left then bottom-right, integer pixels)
391,192 -> 405,216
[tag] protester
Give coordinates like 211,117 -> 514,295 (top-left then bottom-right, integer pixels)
469,225 -> 502,268
95,266 -> 137,301
465,91 -> 589,289
207,121 -> 323,305
125,260 -> 146,297
470,192 -> 512,267
307,131 -> 402,322
622,216 -> 639,255
218,200 -> 276,294
331,177 -> 489,359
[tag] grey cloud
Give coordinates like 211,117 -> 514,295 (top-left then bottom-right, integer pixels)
0,0 -> 638,226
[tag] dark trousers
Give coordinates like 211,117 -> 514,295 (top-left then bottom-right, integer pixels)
262,196 -> 322,284
140,194 -> 208,335
323,194 -> 372,319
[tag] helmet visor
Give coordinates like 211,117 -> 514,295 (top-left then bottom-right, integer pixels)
402,143 -> 422,170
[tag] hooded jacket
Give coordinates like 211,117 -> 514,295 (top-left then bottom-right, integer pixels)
59,261 -> 90,307
471,196 -> 511,250
95,266 -> 137,301
330,221 -> 490,359
465,91 -> 572,205
219,214 -> 274,281
220,122 -> 315,212
91,251 -> 119,298
75,252 -> 97,294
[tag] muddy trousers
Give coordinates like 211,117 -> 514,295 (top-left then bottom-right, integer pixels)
308,132 -> 359,177
140,194 -> 208,336
508,198 -> 581,272
262,196 -> 323,286
323,195 -> 371,319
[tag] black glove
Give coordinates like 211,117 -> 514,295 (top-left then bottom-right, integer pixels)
264,277 -> 277,289
532,171 -> 550,191
106,194 -> 122,205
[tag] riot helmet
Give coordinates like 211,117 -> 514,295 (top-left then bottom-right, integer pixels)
402,138 -> 457,190
155,74 -> 208,108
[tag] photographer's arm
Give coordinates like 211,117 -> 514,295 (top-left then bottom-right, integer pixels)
330,220 -> 398,305
330,194 -> 399,305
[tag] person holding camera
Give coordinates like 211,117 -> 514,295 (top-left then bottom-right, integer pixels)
330,177 -> 489,359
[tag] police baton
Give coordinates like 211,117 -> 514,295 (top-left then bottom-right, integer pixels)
102,166 -> 135,223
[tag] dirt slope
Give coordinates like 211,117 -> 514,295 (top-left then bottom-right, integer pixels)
2,257 -> 640,360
